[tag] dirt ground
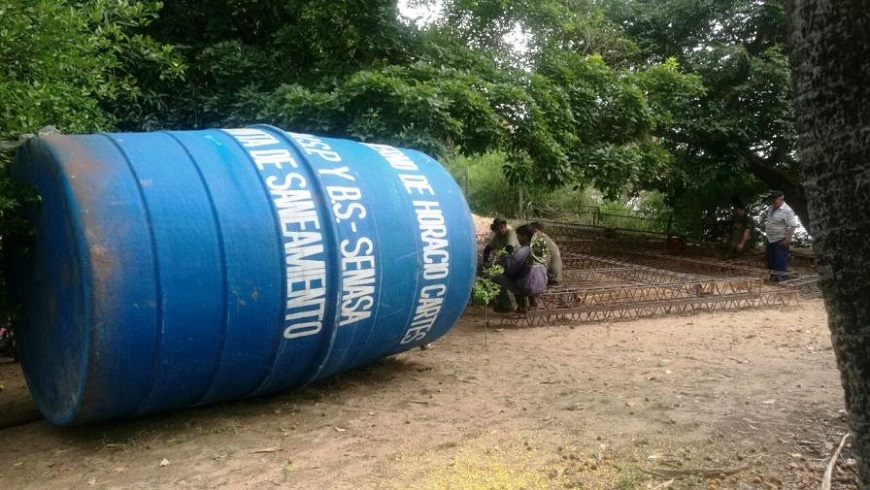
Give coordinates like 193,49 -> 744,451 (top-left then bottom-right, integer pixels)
0,297 -> 859,489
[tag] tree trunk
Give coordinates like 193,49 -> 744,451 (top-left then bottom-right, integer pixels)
788,0 -> 870,485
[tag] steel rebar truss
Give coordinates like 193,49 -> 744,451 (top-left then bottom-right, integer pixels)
562,254 -> 709,282
539,275 -> 763,310
780,275 -> 822,298
489,250 -> 804,328
497,289 -> 799,328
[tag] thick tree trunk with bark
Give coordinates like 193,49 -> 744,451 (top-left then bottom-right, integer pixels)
788,0 -> 870,485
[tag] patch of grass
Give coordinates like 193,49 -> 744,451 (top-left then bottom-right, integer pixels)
167,432 -> 194,445
389,450 -> 406,462
281,460 -> 293,480
209,445 -> 238,460
285,403 -> 303,414
612,468 -> 643,489
414,446 -> 553,490
461,428 -> 485,440
550,442 -> 652,490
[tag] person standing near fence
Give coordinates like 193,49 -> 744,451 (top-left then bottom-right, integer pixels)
764,190 -> 798,282
721,196 -> 755,259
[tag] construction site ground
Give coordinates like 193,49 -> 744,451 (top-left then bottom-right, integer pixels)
0,219 -> 858,489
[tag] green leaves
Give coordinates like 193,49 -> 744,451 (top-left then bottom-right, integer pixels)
0,0 -> 184,138
602,0 -> 805,228
242,62 -> 508,158
0,0 -> 185,321
472,263 -> 504,306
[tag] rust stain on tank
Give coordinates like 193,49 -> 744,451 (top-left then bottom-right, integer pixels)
43,135 -> 150,331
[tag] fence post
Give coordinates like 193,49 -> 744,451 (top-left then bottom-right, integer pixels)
518,188 -> 524,220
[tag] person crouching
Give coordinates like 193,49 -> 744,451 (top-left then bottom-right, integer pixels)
492,224 -> 549,314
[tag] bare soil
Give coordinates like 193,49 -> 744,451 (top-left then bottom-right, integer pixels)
0,298 -> 859,489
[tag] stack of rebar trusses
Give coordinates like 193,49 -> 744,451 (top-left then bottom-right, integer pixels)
491,221 -> 817,328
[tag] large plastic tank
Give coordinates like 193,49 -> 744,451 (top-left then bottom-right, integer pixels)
9,126 -> 476,425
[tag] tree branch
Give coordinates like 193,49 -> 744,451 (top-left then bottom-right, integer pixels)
743,151 -> 810,230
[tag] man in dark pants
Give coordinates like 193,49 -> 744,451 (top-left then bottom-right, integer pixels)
764,190 -> 798,282
721,197 -> 755,259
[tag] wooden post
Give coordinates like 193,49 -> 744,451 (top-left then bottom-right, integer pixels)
518,187 -> 524,220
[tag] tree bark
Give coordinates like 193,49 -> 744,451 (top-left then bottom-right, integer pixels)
788,0 -> 870,486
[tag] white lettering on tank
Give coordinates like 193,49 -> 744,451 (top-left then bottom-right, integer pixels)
223,128 -> 326,340
288,131 -> 378,329
401,200 -> 451,344
413,201 -> 450,281
401,283 -> 447,344
224,128 -> 279,147
290,133 -> 342,162
339,237 -> 375,326
251,149 -> 298,170
400,174 -> 434,195
365,143 -> 418,170
317,165 -> 355,182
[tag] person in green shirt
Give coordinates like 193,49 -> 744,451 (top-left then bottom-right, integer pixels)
482,217 -> 520,264
529,221 -> 563,286
721,197 -> 755,259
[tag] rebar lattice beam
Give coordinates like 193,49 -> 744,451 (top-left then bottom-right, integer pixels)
539,276 -> 763,310
497,289 -> 799,328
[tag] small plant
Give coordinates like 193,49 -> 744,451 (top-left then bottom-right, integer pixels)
472,263 -> 503,306
281,460 -> 293,480
472,263 -> 504,330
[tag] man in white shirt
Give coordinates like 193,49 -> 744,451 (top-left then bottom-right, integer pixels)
765,190 -> 799,282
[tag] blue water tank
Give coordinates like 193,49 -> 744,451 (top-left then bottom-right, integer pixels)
10,126 -> 476,425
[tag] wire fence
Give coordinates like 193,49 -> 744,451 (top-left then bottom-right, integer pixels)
544,206 -> 675,236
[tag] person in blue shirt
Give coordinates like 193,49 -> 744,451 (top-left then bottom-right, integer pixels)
491,225 -> 549,314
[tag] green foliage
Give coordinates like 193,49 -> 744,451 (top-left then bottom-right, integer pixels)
537,186 -> 599,221
0,0 -> 184,137
472,264 -> 503,307
443,151 -> 582,219
446,148 -> 679,235
253,63 -> 507,157
143,0 -> 418,128
501,52 -> 702,195
602,0 -> 806,228
594,192 -> 672,234
0,0 -> 183,321
444,152 -> 518,217
139,0 -> 703,202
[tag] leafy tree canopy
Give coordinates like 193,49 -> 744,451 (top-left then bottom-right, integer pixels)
140,0 -> 702,203
0,0 -> 184,139
601,0 -> 805,227
1,0 -> 801,234
0,0 -> 183,318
